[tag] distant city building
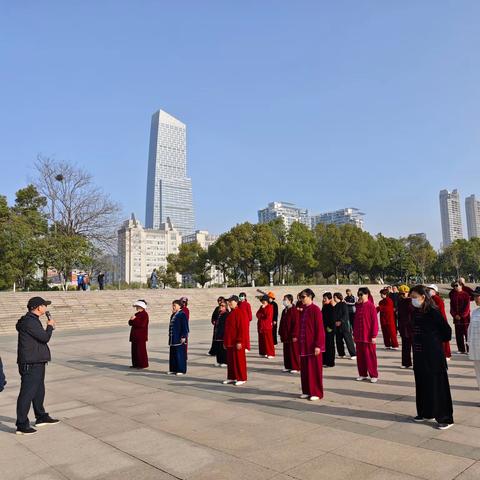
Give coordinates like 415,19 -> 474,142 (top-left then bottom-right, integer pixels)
311,208 -> 365,230
409,233 -> 427,241
439,189 -> 463,247
182,230 -> 223,286
465,194 -> 480,239
258,202 -> 310,229
145,109 -> 195,236
117,214 -> 181,284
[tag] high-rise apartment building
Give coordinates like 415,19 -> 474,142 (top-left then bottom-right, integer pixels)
145,109 -> 195,236
311,208 -> 365,230
258,202 -> 310,229
465,194 -> 480,239
439,189 -> 463,247
117,214 -> 181,284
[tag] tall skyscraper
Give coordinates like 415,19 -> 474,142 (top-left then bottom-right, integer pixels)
465,194 -> 480,239
439,189 -> 463,247
145,109 -> 195,236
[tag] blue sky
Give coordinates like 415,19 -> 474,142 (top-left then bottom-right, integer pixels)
1,1 -> 479,248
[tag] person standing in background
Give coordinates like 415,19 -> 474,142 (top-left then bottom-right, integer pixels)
279,294 -> 301,373
390,285 -> 400,331
377,288 -> 399,350
128,300 -> 149,369
353,287 -> 379,383
208,297 -> 225,356
321,292 -> 336,367
238,292 -> 252,351
268,292 -> 279,346
256,295 -> 275,358
213,299 -> 229,367
468,287 -> 480,397
450,282 -> 471,354
333,292 -> 356,360
345,289 -> 356,330
398,285 -> 414,369
426,285 -> 451,361
97,272 -> 105,290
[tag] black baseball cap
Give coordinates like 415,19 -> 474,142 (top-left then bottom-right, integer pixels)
27,297 -> 51,310
227,295 -> 239,303
472,287 -> 480,297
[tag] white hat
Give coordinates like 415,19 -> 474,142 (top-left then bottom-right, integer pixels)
133,300 -> 147,309
426,284 -> 438,292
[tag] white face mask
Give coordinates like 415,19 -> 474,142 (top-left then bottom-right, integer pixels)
411,298 -> 423,308
427,290 -> 435,297
282,300 -> 290,307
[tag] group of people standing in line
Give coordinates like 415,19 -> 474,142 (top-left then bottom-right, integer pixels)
126,280 -> 480,432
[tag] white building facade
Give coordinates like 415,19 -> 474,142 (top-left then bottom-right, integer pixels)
439,189 -> 464,247
258,201 -> 310,229
145,109 -> 195,236
466,194 -> 480,240
311,208 -> 365,230
117,214 -> 182,284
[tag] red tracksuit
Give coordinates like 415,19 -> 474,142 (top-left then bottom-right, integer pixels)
450,290 -> 471,353
223,307 -> 248,381
377,297 -> 398,348
432,294 -> 451,358
257,304 -> 275,357
279,306 -> 301,371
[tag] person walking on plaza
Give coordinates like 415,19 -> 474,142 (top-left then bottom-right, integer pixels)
322,292 -> 336,367
223,296 -> 248,386
450,281 -> 471,354
298,288 -> 325,401
398,285 -> 414,368
128,300 -> 149,369
345,289 -> 356,330
468,287 -> 480,395
97,271 -> 105,290
333,292 -> 356,360
257,295 -> 275,358
279,294 -> 301,373
213,299 -> 229,367
353,288 -> 379,383
426,284 -> 451,361
410,285 -> 454,430
16,297 -> 59,435
76,272 -> 84,291
377,288 -> 399,350
168,300 -> 189,375
268,292 -> 279,346
150,269 -> 158,289
208,296 -> 225,356
238,292 -> 252,351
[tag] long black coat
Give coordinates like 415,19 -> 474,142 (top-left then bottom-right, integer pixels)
413,307 -> 452,373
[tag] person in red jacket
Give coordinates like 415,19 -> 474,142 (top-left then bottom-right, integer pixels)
353,288 -> 379,382
238,292 -> 252,351
256,295 -> 275,358
128,300 -> 149,369
298,288 -> 325,401
279,294 -> 301,373
450,282 -> 471,354
377,288 -> 399,350
426,284 -> 451,361
397,285 -> 414,368
222,295 -> 248,386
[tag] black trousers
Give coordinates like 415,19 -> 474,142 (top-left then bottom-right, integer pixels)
348,311 -> 355,330
272,322 -> 278,345
324,332 -> 336,367
335,326 -> 356,357
16,363 -> 48,429
208,328 -> 216,355
414,368 -> 453,424
214,341 -> 227,364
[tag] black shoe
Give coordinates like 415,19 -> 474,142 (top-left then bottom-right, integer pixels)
16,427 -> 37,435
35,416 -> 60,427
437,423 -> 454,430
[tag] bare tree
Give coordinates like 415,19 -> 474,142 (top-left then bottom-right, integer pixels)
34,155 -> 122,248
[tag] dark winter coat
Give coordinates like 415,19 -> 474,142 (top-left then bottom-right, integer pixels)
16,312 -> 53,364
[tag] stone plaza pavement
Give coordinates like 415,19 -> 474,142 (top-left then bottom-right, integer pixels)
0,321 -> 480,480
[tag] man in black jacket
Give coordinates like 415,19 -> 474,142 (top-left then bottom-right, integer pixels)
15,296 -> 59,435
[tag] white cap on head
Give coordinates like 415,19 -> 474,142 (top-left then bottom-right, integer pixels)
133,300 -> 147,310
426,284 -> 438,292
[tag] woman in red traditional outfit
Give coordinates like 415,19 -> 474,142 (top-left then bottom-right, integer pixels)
256,295 -> 275,358
377,288 -> 399,350
426,284 -> 451,361
353,288 -> 379,383
223,295 -> 248,386
279,294 -> 301,373
298,288 -> 325,401
128,300 -> 149,369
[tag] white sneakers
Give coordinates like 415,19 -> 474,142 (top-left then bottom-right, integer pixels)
356,376 -> 367,381
222,379 -> 235,384
234,380 -> 246,386
289,370 -> 299,374
370,378 -> 378,383
350,356 -> 357,360
282,368 -> 289,372
299,394 -> 309,399
356,376 -> 378,383
309,396 -> 320,401
267,356 -> 275,359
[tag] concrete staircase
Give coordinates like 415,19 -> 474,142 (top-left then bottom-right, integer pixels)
0,284 -> 452,335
